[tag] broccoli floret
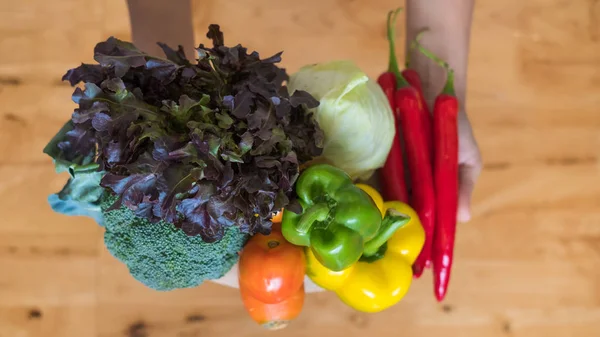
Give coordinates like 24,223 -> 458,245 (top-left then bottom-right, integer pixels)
101,196 -> 248,291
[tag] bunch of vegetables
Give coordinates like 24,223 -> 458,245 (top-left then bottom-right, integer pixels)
289,166 -> 425,313
43,11 -> 461,331
376,9 -> 460,302
44,24 -> 325,290
238,164 -> 425,328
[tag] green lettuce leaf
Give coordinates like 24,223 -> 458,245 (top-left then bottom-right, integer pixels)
47,168 -> 106,226
44,122 -> 106,225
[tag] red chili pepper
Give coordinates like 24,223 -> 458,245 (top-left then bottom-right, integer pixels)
432,73 -> 459,302
380,122 -> 409,203
415,38 -> 460,302
402,68 -> 433,158
401,69 -> 427,112
377,8 -> 408,203
379,9 -> 435,277
395,87 -> 436,278
377,72 -> 396,108
377,72 -> 409,203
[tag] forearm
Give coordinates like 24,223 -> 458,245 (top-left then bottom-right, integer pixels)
126,0 -> 195,58
405,0 -> 475,111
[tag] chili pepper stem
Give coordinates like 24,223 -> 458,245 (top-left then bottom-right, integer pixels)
405,28 -> 429,69
386,8 -> 402,75
413,34 -> 457,96
442,69 -> 456,96
362,209 -> 410,257
409,29 -> 429,55
297,203 -> 329,233
385,8 -> 410,88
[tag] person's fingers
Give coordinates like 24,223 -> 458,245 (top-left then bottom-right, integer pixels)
457,160 -> 481,223
456,111 -> 481,223
457,165 -> 474,222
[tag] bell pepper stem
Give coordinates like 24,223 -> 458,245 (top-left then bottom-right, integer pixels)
362,209 -> 410,257
297,203 -> 330,234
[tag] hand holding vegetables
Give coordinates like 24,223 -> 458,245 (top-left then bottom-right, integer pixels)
41,7 -> 478,326
378,9 -> 436,278
376,8 -> 481,302
403,0 -> 482,225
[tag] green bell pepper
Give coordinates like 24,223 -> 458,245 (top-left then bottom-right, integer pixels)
281,164 -> 382,271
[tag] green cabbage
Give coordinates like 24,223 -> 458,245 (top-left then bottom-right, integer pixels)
287,60 -> 395,180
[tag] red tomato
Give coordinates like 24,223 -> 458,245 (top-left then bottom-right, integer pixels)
238,230 -> 305,304
240,283 -> 305,330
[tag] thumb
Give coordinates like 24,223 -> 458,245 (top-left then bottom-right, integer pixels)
457,163 -> 480,223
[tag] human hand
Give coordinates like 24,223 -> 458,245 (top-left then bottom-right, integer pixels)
404,0 -> 479,223
127,0 -> 195,57
456,111 -> 482,223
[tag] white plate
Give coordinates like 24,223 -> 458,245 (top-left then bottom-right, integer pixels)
210,262 -> 326,293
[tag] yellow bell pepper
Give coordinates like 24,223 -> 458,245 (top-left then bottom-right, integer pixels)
305,185 -> 425,313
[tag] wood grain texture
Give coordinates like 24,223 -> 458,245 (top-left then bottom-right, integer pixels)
1,0 -> 599,336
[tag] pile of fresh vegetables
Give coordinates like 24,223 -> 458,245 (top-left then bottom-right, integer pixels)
237,164 -> 425,328
43,8 -> 461,330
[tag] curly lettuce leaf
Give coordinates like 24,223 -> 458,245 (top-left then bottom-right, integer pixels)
49,24 -> 323,242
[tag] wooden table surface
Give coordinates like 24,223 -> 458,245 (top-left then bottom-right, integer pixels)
1,0 -> 599,336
